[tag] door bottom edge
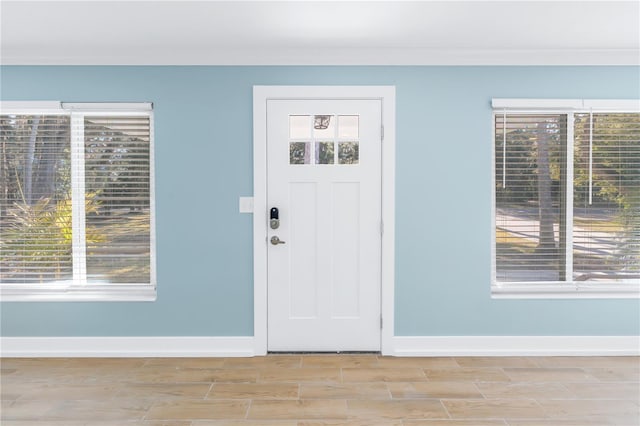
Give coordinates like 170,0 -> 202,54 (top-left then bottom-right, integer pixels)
267,350 -> 381,355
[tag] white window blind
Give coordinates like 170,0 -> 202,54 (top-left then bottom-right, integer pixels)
0,103 -> 155,301
83,115 -> 152,284
573,113 -> 640,282
493,100 -> 640,297
0,114 -> 73,284
494,114 -> 568,283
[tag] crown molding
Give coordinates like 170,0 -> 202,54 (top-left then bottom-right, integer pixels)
2,47 -> 638,66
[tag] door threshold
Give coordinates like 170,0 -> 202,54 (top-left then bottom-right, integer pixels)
268,351 -> 381,355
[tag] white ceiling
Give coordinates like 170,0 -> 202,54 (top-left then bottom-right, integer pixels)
1,0 -> 638,65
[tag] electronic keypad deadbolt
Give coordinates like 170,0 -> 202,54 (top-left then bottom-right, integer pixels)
270,207 -> 280,229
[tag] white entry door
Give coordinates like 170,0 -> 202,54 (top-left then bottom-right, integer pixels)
267,99 -> 382,352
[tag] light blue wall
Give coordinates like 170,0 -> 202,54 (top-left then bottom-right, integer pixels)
1,66 -> 639,337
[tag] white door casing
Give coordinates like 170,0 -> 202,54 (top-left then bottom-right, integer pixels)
267,99 -> 381,351
253,86 -> 396,355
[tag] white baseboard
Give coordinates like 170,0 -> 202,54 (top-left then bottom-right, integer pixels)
2,335 -> 638,357
391,336 -> 640,357
0,336 -> 256,357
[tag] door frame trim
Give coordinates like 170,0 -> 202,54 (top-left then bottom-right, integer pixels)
252,86 -> 396,355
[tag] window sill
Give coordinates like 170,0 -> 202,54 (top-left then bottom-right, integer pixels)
491,282 -> 640,299
0,284 -> 156,302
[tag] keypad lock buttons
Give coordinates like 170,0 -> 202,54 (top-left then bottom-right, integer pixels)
270,207 -> 280,229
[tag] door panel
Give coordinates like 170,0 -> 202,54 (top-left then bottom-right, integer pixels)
331,182 -> 360,318
289,182 -> 318,319
267,99 -> 382,352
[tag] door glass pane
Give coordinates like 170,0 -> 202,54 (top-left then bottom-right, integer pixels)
313,115 -> 335,138
315,142 -> 334,164
290,115 -> 310,139
339,142 -> 359,164
338,115 -> 359,139
290,142 -> 311,164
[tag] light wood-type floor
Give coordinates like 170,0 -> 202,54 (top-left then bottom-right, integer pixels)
1,355 -> 639,425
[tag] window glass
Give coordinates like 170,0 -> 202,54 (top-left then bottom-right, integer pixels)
315,142 -> 335,164
290,142 -> 311,164
495,114 -> 566,282
573,113 -> 640,282
1,105 -> 155,299
84,116 -> 151,284
494,110 -> 639,286
339,142 -> 359,164
313,115 -> 335,139
290,115 -> 310,139
0,115 -> 72,284
289,114 -> 360,166
338,115 -> 359,139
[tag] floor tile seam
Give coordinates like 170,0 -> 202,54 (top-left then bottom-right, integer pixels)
533,397 -> 640,407
470,381 -> 490,400
585,364 -> 640,369
353,396 -> 448,402
257,366 -> 343,372
300,396 -> 394,401
117,380 -> 229,388
140,358 -> 154,367
244,398 -> 252,420
203,382 -> 216,399
14,395 -> 136,403
207,396 -> 300,401
7,389 -> 121,400
441,396 -> 550,418
472,380 -> 576,391
388,395 -> 487,401
148,397 -> 253,402
551,381 -> 579,398
563,380 -> 640,384
422,379 -> 515,384
476,379 -> 585,385
256,376 -> 343,383
308,395 -> 442,402
500,374 -> 599,383
379,381 -> 394,401
441,396 -> 545,402
113,380 -> 216,387
532,396 -> 640,402
140,400 -> 155,422
504,414 -> 640,423
144,400 -> 252,422
503,417 -> 554,426
138,367 -> 262,373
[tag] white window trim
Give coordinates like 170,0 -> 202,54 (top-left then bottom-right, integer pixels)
492,99 -> 640,112
491,98 -> 640,299
0,102 -> 156,302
